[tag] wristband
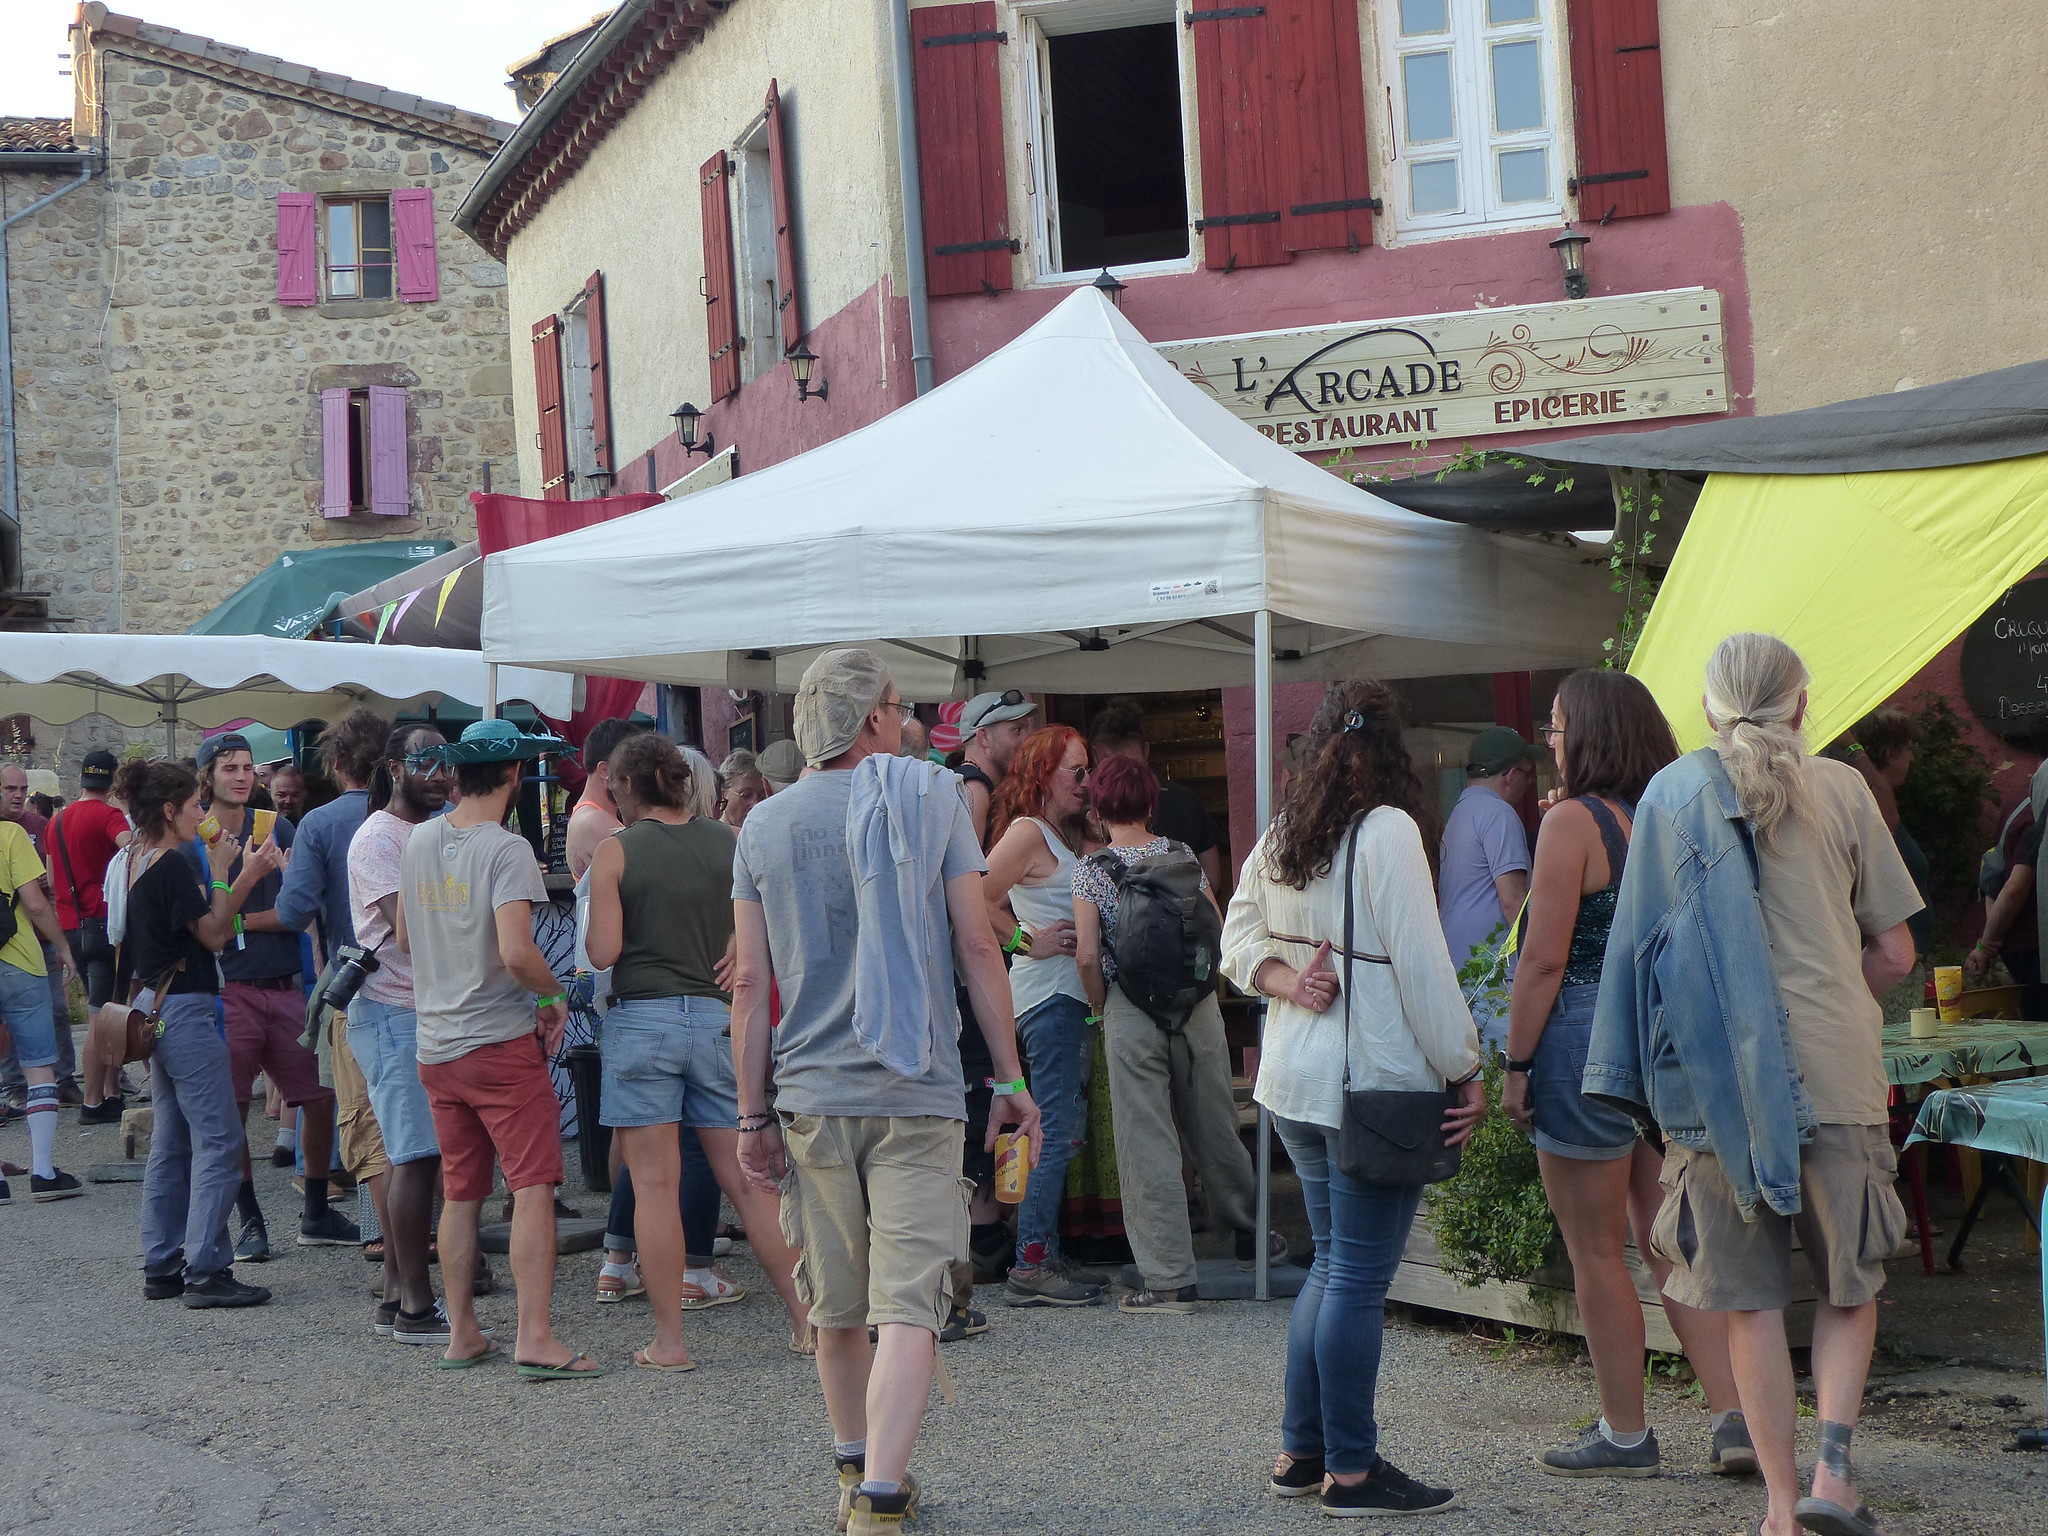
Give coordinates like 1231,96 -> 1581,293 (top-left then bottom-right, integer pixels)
1085,1013 -> 1103,1027
986,1076 -> 1027,1097
534,993 -> 566,1009
1001,924 -> 1027,956
212,880 -> 231,892
1501,1056 -> 1535,1074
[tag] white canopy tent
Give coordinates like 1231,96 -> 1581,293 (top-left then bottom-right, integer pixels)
483,287 -> 1621,1297
0,633 -> 575,752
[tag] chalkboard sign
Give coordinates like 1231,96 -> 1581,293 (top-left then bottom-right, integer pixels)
1961,579 -> 2048,744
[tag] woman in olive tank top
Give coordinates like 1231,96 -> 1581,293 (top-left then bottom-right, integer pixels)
584,734 -> 809,1365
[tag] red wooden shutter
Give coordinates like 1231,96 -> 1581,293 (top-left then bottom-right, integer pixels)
699,150 -> 742,403
319,388 -> 350,516
1189,6 -> 1286,270
765,79 -> 804,351
532,316 -> 570,501
367,385 -> 409,516
1273,0 -> 1377,254
1566,0 -> 1671,220
390,187 -> 440,302
277,192 -> 319,305
582,271 -> 613,473
910,2 -> 1013,298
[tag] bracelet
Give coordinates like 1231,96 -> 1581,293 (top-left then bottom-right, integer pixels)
1085,1013 -> 1103,1027
1501,1057 -> 1535,1075
986,1076 -> 1027,1097
212,880 -> 231,892
534,993 -> 566,1009
1001,924 -> 1027,956
736,1112 -> 774,1128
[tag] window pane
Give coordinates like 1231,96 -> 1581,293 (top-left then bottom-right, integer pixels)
360,198 -> 392,254
1498,147 -> 1548,203
1403,51 -> 1455,143
363,264 -> 393,300
1399,0 -> 1449,34
1411,158 -> 1461,214
326,202 -> 356,266
1492,40 -> 1544,132
330,268 -> 358,298
1488,0 -> 1539,23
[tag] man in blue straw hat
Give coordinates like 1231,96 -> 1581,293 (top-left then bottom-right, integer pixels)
394,720 -> 602,1378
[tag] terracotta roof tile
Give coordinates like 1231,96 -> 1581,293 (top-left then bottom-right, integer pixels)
0,118 -> 78,153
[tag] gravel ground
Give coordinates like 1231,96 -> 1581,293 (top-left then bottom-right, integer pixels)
3,1110 -> 2043,1536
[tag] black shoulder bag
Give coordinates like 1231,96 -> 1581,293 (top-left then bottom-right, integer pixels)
1335,820 -> 1464,1187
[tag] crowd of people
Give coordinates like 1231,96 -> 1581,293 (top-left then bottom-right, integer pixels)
0,629 -> 1999,1536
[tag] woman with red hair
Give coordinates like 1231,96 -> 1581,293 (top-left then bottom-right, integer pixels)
982,726 -> 1107,1308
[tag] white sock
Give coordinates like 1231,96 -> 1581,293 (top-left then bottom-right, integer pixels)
26,1085 -> 59,1178
684,1266 -> 718,1290
834,1439 -> 866,1461
1598,1416 -> 1649,1450
600,1259 -> 636,1277
275,1124 -> 298,1151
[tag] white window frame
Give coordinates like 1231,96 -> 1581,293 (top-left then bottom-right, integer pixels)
1014,0 -> 1196,285
1380,0 -> 1565,239
730,114 -> 781,383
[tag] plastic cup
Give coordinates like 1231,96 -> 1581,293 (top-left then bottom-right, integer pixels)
993,1131 -> 1028,1204
1909,1006 -> 1939,1039
1934,966 -> 1965,1023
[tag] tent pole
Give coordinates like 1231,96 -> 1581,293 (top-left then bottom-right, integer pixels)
484,664 -> 498,722
163,699 -> 177,758
1254,609 -> 1275,1302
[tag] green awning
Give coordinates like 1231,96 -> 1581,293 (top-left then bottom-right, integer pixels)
188,541 -> 456,638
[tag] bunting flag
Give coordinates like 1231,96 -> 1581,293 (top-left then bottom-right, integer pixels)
391,588 -> 422,631
434,567 -> 465,626
373,600 -> 399,644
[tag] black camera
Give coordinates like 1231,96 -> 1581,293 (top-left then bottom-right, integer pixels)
319,944 -> 381,1012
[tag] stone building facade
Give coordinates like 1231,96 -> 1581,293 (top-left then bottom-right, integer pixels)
2,5 -> 521,640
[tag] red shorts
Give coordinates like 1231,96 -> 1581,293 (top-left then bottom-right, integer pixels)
417,1032 -> 565,1201
224,981 -> 331,1108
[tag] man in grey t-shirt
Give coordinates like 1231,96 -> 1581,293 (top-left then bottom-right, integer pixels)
396,721 -> 600,1379
732,650 -> 1040,1534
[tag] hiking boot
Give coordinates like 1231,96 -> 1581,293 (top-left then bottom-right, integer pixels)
1006,1261 -> 1105,1308
1320,1459 -> 1458,1517
78,1095 -> 126,1125
1118,1285 -> 1196,1314
1271,1453 -> 1326,1498
145,1270 -> 186,1301
29,1169 -> 84,1202
297,1206 -> 361,1247
183,1270 -> 272,1308
235,1217 -> 271,1264
939,1304 -> 988,1342
834,1455 -> 864,1533
1538,1424 -> 1661,1478
846,1474 -> 920,1534
1711,1412 -> 1759,1476
372,1300 -> 401,1337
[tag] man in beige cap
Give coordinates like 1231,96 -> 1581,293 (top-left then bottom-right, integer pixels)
731,648 -> 1040,1535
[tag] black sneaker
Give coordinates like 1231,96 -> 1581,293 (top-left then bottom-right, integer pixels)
182,1270 -> 272,1308
1320,1459 -> 1458,1518
1710,1412 -> 1759,1476
145,1270 -> 186,1300
1005,1262 -> 1105,1307
1271,1453 -> 1326,1498
372,1300 -> 401,1337
270,1144 -> 296,1167
235,1216 -> 271,1264
939,1304 -> 989,1342
298,1206 -> 361,1247
30,1169 -> 85,1202
392,1298 -> 460,1346
1537,1424 -> 1661,1478
78,1095 -> 126,1125
0,1178 -> 11,1206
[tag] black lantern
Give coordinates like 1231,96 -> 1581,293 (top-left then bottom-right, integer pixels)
1550,224 -> 1591,300
671,401 -> 714,459
788,340 -> 828,403
585,467 -> 614,497
1091,267 -> 1127,309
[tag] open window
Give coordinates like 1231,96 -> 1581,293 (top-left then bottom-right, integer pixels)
730,116 -> 781,383
1020,0 -> 1190,279
319,386 -> 407,517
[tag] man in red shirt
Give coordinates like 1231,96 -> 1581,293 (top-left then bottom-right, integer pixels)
48,752 -> 132,1121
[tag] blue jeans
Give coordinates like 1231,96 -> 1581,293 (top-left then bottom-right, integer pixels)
605,1128 -> 723,1266
0,956 -> 58,1069
141,994 -> 244,1282
1013,992 -> 1093,1269
1274,1115 -> 1425,1476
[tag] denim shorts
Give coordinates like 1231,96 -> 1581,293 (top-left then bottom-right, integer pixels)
0,957 -> 58,1069
1528,983 -> 1638,1161
346,996 -> 440,1166
600,995 -> 740,1130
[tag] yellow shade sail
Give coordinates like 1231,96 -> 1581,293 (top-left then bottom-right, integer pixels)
1628,456 -> 2048,749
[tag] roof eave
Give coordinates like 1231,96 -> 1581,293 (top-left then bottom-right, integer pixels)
0,151 -> 93,168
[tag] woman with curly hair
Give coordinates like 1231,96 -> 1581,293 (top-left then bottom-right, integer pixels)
1221,681 -> 1482,1519
982,725 -> 1106,1308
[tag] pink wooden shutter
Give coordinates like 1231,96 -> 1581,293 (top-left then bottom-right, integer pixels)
390,188 -> 441,302
367,386 -> 409,516
278,192 -> 318,305
319,388 -> 351,516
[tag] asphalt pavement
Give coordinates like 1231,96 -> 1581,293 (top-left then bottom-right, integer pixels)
2,1108 -> 2042,1536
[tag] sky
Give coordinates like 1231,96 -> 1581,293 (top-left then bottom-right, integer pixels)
1,0 -> 614,123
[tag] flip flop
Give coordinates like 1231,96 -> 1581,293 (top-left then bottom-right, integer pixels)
1794,1497 -> 1884,1536
632,1348 -> 696,1374
436,1340 -> 502,1370
788,1326 -> 818,1357
517,1350 -> 606,1381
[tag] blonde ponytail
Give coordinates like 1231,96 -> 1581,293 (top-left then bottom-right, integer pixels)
1703,632 -> 1811,845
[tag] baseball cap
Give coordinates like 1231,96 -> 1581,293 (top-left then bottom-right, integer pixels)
80,750 -> 118,790
957,689 -> 1037,737
758,738 -> 805,789
1466,725 -> 1541,776
194,732 -> 253,772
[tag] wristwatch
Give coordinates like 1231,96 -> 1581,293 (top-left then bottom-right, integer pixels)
1502,1056 -> 1536,1074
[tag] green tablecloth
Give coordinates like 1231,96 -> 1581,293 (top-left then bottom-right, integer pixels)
1882,1019 -> 2048,1087
1906,1074 -> 2048,1165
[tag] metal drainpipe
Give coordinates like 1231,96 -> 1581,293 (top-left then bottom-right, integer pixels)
0,159 -> 97,565
889,0 -> 936,397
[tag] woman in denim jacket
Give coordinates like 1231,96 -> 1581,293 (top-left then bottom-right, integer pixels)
1499,670 -> 1747,1479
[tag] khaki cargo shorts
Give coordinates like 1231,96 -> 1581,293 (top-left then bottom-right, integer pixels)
778,1113 -> 970,1336
1652,1122 -> 1908,1312
330,1011 -> 391,1182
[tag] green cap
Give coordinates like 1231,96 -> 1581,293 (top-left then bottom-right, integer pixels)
1466,725 -> 1541,776
408,718 -> 571,769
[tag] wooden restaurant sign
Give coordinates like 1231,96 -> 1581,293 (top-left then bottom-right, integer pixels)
1156,289 -> 1727,451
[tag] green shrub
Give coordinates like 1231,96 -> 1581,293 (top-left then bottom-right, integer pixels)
1424,1058 -> 1558,1287
1896,691 -> 1996,909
